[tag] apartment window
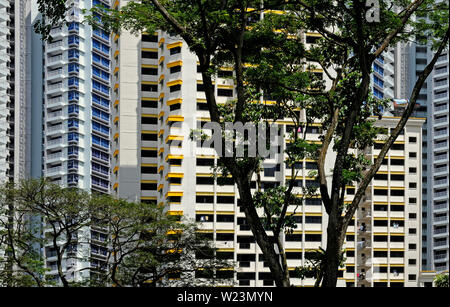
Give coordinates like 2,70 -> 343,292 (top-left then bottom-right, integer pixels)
391,174 -> 405,181
217,177 -> 234,186
391,143 -> 404,150
142,34 -> 158,42
306,35 -> 321,44
196,158 -> 214,166
142,117 -> 157,125
196,195 -> 214,204
409,197 -> 417,204
346,188 -> 355,195
142,51 -> 158,59
217,233 -> 234,241
141,183 -> 157,191
305,198 -> 322,206
346,251 -> 355,257
141,150 -> 157,158
409,244 -> 417,250
409,152 -> 417,158
391,220 -> 404,228
197,102 -> 209,110
374,189 -> 388,196
216,214 -> 234,223
170,65 -> 182,74
374,220 -> 388,227
409,137 -> 417,143
218,70 -> 233,78
170,103 -> 181,111
169,84 -> 181,92
390,205 -> 404,213
305,234 -> 322,242
141,166 -> 157,174
374,204 -> 388,211
409,228 -> 417,235
390,189 -> 405,197
218,88 -> 234,97
142,100 -> 158,108
374,251 -> 388,257
374,235 -> 388,242
409,167 -> 417,174
196,177 -> 214,185
217,196 -> 235,204
408,274 -> 417,281
390,235 -> 404,242
409,182 -> 417,189
197,83 -> 206,92
142,67 -> 158,75
305,162 -> 318,169
196,214 -> 213,222
374,173 -> 388,180
285,234 -> 302,242
141,133 -> 157,141
170,47 -> 181,55
305,216 -> 322,224
286,252 -> 302,260
141,84 -> 158,92
216,252 -> 234,260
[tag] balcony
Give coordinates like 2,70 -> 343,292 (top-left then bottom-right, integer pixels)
46,138 -> 64,149
46,124 -> 64,136
434,228 -> 448,235
434,191 -> 448,198
434,104 -> 448,113
434,216 -> 449,224
47,40 -> 65,54
46,111 -> 65,123
47,96 -> 65,109
434,240 -> 448,248
47,83 -> 64,95
434,178 -> 448,187
46,166 -> 63,177
434,203 -> 448,211
46,152 -> 63,163
47,68 -> 65,81
434,91 -> 448,101
47,55 -> 65,67
435,66 -> 448,76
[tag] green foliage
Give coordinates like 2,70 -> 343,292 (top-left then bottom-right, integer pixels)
434,273 -> 449,288
254,186 -> 302,234
0,179 -> 232,287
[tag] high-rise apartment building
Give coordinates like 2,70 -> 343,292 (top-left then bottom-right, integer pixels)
0,0 -> 9,181
429,49 -> 449,273
0,0 -> 43,280
395,41 -> 449,274
372,49 -> 395,101
395,40 -> 434,271
0,0 -> 39,184
41,0 -> 112,282
110,3 -> 428,285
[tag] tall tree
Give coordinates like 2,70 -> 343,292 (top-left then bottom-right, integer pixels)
0,179 -> 231,287
87,194 -> 233,287
35,0 -> 449,287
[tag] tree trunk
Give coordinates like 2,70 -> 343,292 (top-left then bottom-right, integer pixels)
321,212 -> 342,287
237,179 -> 290,287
